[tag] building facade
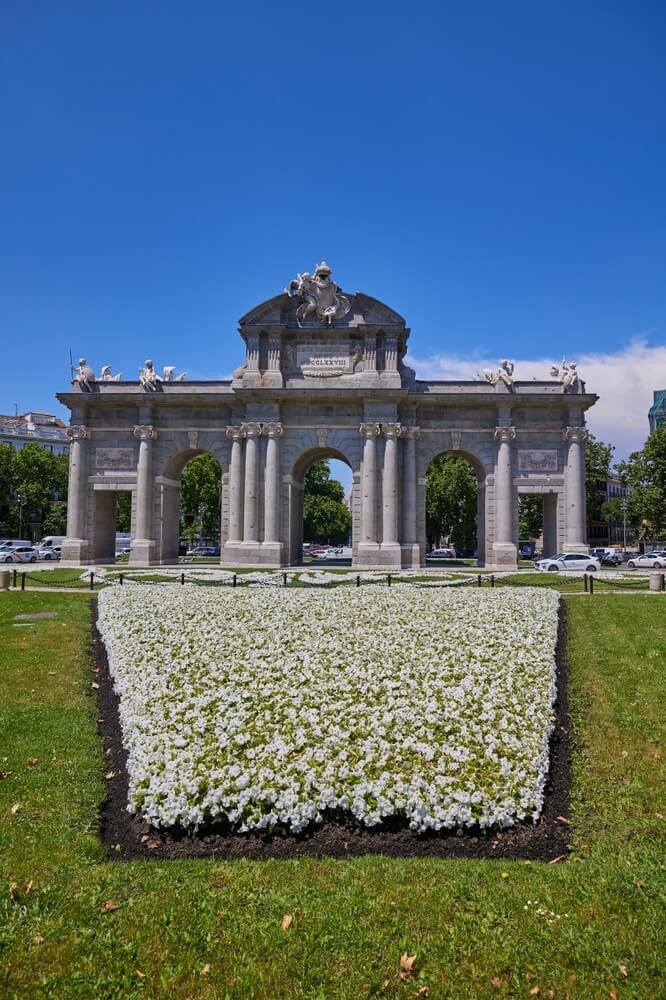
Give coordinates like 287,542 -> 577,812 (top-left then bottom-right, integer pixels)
0,411 -> 69,455
56,267 -> 597,569
648,390 -> 666,434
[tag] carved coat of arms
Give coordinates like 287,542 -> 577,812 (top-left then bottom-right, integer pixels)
285,261 -> 351,326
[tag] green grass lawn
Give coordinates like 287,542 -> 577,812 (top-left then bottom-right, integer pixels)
1,592 -> 664,999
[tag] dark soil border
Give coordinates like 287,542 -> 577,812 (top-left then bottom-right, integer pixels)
93,599 -> 572,861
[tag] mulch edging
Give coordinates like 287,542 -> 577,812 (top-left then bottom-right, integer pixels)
92,599 -> 572,862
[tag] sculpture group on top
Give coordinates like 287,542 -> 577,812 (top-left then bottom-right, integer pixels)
71,358 -> 187,391
285,261 -> 351,326
477,359 -> 515,389
550,358 -> 580,392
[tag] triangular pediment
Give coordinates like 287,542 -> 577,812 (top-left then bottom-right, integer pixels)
239,291 -> 406,330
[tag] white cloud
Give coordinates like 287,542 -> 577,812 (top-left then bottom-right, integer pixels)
407,339 -> 666,461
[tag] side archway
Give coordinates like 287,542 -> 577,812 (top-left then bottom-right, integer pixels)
418,444 -> 491,566
157,448 -> 223,563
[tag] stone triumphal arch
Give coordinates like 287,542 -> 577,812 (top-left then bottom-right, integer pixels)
58,263 -> 596,569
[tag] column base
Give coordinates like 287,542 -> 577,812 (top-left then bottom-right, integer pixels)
221,540 -> 269,567
355,542 -> 382,568
563,542 -> 589,554
60,538 -> 90,564
491,542 -> 518,570
129,539 -> 158,565
378,542 -> 403,569
401,543 -> 424,569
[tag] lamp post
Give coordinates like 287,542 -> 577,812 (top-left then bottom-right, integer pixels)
17,491 -> 25,539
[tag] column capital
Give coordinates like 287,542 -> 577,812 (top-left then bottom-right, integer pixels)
359,422 -> 381,438
133,425 -> 157,441
66,424 -> 89,441
382,422 -> 402,439
494,426 -> 516,442
226,425 -> 244,442
563,426 -> 589,443
262,422 -> 284,438
241,421 -> 262,439
400,425 -> 420,439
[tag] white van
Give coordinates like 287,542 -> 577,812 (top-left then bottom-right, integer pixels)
0,539 -> 32,551
39,536 -> 65,551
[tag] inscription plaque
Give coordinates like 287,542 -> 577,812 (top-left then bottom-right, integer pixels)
518,449 -> 558,472
95,448 -> 134,469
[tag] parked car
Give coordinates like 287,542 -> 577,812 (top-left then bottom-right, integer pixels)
535,552 -> 601,572
626,553 -> 666,569
0,539 -> 32,552
429,547 -> 457,558
2,545 -> 40,563
187,546 -> 220,557
37,545 -> 61,561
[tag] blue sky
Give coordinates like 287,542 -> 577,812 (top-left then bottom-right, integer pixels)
1,1 -> 665,473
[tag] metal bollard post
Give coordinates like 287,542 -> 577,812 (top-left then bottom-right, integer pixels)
181,572 -> 185,585
89,571 -> 94,591
477,574 -> 482,588
388,573 -> 391,588
589,573 -> 594,595
21,573 -> 26,591
583,573 -> 588,593
356,574 -> 361,588
119,573 -> 124,586
13,568 -> 17,588
283,572 -> 287,587
232,573 -> 237,588
491,574 -> 495,588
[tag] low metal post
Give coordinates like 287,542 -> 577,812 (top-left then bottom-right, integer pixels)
491,574 -> 495,588
13,568 -> 17,588
589,573 -> 594,595
583,573 -> 588,593
119,573 -> 124,586
89,572 -> 94,591
477,574 -> 482,588
283,572 -> 287,587
232,573 -> 237,588
180,572 -> 185,585
356,574 -> 360,588
388,573 -> 391,588
21,573 -> 26,591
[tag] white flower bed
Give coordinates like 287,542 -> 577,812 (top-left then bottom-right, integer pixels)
97,586 -> 560,834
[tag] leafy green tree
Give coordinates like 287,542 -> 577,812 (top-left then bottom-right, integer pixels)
585,434 -> 614,526
303,460 -> 351,545
618,426 -> 666,544
0,444 -> 15,535
115,493 -> 132,532
518,496 -> 543,540
180,454 -> 222,541
425,455 -> 477,553
0,444 -> 69,538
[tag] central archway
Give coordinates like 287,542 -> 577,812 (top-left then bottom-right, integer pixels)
288,447 -> 355,566
422,448 -> 487,566
158,448 -> 222,563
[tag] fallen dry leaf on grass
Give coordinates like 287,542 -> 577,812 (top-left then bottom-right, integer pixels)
33,935 -> 45,944
0,772 -> 10,780
491,976 -> 503,988
609,990 -> 618,1000
27,758 -> 39,767
556,815 -> 570,824
528,987 -> 540,996
91,682 -> 100,689
281,914 -> 293,931
10,803 -> 20,815
399,953 -> 417,981
201,964 -> 210,975
382,980 -> 390,989
618,963 -> 628,978
8,881 -> 18,898
136,970 -> 145,979
104,771 -> 116,780
100,900 -> 119,913
24,880 -> 33,894
415,987 -> 429,996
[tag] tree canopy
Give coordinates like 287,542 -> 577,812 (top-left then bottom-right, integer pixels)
0,443 -> 69,539
179,454 -> 222,542
303,460 -> 351,545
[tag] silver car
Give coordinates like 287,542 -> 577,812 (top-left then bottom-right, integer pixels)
627,553 -> 666,569
535,552 -> 601,572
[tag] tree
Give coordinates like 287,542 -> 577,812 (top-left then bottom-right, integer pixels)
518,496 -> 543,540
425,455 -> 477,553
303,460 -> 351,545
585,434 -> 614,527
618,426 -> 666,545
0,444 -> 70,538
115,493 -> 132,532
180,454 -> 222,542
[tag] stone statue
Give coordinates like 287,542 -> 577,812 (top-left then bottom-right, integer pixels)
550,359 -> 580,392
477,359 -> 515,390
163,366 -> 187,382
139,359 -> 161,391
285,261 -> 351,326
71,357 -> 95,391
100,365 -> 123,381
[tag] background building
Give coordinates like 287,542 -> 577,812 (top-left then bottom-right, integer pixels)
588,471 -> 629,547
648,390 -> 666,434
0,411 -> 69,455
